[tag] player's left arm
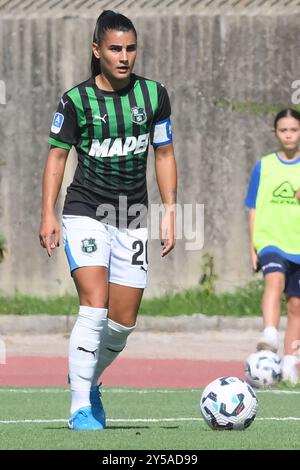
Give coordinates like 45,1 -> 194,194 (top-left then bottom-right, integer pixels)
154,143 -> 177,257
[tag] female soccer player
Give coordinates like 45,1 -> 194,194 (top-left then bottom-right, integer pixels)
39,10 -> 177,429
245,108 -> 300,385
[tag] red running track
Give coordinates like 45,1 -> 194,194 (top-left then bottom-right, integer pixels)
0,356 -> 245,388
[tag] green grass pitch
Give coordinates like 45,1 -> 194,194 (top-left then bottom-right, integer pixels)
0,387 -> 300,450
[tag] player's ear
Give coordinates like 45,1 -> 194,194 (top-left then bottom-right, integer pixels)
92,42 -> 101,59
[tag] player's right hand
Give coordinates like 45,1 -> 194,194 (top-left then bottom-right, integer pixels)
251,249 -> 259,272
39,213 -> 60,257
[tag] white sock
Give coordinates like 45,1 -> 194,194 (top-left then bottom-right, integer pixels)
263,326 -> 278,342
282,354 -> 298,368
69,305 -> 107,414
92,319 -> 136,387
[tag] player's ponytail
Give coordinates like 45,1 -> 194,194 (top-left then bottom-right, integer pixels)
91,10 -> 137,77
274,108 -> 300,129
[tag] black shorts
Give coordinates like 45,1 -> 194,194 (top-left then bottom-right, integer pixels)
258,252 -> 300,297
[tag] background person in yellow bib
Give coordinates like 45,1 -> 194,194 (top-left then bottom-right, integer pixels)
245,109 -> 300,385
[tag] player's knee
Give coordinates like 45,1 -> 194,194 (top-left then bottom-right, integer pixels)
287,297 -> 300,317
117,318 -> 136,328
265,272 -> 285,289
105,318 -> 136,352
79,295 -> 108,309
109,311 -> 138,328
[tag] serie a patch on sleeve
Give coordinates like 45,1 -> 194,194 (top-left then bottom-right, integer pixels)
153,117 -> 172,147
51,112 -> 64,134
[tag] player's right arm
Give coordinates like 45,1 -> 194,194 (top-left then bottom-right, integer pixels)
245,160 -> 261,272
40,93 -> 78,256
249,208 -> 258,272
39,147 -> 69,257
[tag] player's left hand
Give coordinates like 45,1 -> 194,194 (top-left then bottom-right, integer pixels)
295,188 -> 300,202
160,208 -> 176,257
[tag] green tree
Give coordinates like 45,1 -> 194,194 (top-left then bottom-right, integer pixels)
0,159 -> 6,263
199,253 -> 218,295
0,235 -> 6,262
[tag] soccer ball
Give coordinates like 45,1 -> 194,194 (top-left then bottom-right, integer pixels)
200,376 -> 258,430
245,350 -> 282,388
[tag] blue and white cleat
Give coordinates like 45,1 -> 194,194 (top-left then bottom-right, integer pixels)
68,405 -> 105,430
90,385 -> 106,428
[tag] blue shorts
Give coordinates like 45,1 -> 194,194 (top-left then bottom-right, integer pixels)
258,252 -> 300,297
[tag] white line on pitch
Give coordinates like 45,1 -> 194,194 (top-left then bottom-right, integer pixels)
0,388 -> 299,394
1,416 -> 300,425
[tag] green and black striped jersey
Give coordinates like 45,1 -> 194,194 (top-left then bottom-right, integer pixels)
49,74 -> 172,227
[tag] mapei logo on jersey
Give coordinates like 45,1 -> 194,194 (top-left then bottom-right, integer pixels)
89,134 -> 149,158
81,238 -> 97,254
51,112 -> 64,134
131,107 -> 147,125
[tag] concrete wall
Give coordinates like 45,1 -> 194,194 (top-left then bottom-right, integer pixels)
0,12 -> 300,297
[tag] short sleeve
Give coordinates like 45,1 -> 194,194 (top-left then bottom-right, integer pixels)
48,93 -> 79,150
154,84 -> 171,123
245,161 -> 261,209
151,84 -> 173,148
